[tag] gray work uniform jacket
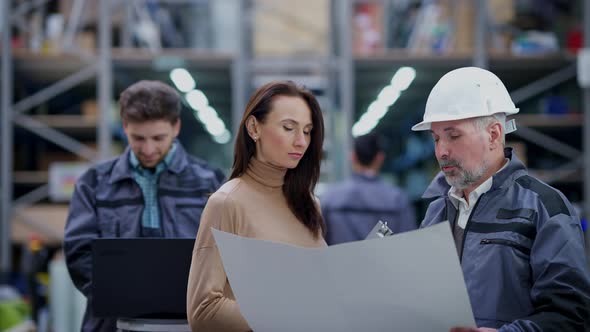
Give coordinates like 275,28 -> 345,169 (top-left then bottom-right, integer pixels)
321,172 -> 417,245
421,148 -> 590,331
64,143 -> 223,332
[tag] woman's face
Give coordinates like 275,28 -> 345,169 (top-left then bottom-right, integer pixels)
250,96 -> 313,169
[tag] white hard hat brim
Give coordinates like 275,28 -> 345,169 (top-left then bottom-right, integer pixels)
411,108 -> 519,132
411,121 -> 432,131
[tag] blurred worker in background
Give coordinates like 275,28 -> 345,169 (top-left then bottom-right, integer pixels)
321,133 -> 416,245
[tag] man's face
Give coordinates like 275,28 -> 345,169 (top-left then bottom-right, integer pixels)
430,119 -> 490,190
123,119 -> 180,168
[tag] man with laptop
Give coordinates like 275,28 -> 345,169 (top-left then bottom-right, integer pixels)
63,81 -> 224,332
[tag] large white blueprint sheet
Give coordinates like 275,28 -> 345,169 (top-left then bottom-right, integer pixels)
212,222 -> 475,332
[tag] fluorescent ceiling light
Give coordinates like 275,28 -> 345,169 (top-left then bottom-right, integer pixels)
197,105 -> 218,123
184,89 -> 230,144
185,89 -> 209,111
351,67 -> 416,137
366,101 -> 389,120
213,129 -> 232,144
390,66 -> 416,91
205,117 -> 226,136
377,86 -> 401,107
170,68 -> 196,93
352,120 -> 377,137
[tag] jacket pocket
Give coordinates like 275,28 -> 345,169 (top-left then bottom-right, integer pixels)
480,238 -> 530,256
96,203 -> 142,238
174,202 -> 206,237
496,208 -> 536,222
97,216 -> 121,238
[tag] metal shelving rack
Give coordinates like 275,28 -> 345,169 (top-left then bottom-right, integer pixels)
466,0 -> 590,260
1,0 -> 113,274
583,0 -> 590,264
1,0 -> 589,275
0,0 -> 235,274
0,0 -> 346,275
233,0 -> 354,183
349,0 -> 590,259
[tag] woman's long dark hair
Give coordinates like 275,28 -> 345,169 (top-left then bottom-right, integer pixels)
230,81 -> 325,237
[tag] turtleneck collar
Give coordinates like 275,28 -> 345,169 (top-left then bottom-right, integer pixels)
245,157 -> 286,189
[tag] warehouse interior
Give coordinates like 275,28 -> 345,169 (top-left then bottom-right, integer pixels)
1,0 -> 590,331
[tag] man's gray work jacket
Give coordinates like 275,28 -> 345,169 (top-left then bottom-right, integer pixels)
321,172 -> 417,245
421,148 -> 590,331
64,143 -> 224,332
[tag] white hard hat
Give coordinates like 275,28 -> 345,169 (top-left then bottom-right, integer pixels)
412,67 -> 519,131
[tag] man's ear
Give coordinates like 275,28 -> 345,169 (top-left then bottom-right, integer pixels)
122,120 -> 129,136
370,151 -> 385,170
375,151 -> 385,165
173,120 -> 181,137
489,122 -> 503,149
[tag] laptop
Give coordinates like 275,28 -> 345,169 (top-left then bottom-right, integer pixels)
91,238 -> 195,318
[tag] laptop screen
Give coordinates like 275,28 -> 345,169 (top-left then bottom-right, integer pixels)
91,238 -> 195,318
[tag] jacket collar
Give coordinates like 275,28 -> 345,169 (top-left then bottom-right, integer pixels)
352,171 -> 380,182
421,147 -> 528,199
108,140 -> 188,184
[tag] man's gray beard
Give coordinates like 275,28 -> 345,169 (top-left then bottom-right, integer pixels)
444,160 -> 489,190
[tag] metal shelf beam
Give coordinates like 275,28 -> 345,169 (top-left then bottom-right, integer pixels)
338,0 -> 354,180
13,64 -> 98,114
473,0 -> 488,69
98,0 -> 113,161
1,0 -> 14,275
583,0 -> 590,264
0,0 -> 113,274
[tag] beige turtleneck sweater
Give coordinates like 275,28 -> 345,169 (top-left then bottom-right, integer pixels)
186,158 -> 326,332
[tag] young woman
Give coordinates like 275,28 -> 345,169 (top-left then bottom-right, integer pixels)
187,81 -> 326,331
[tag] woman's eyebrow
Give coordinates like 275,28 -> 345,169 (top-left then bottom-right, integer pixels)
281,118 -> 313,127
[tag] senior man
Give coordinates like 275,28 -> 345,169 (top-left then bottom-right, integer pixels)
413,67 -> 590,331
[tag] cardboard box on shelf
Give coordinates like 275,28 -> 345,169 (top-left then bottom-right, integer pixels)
253,0 -> 329,56
453,0 -> 474,53
353,2 -> 384,55
75,31 -> 96,51
489,0 -> 515,53
81,100 -> 97,119
37,142 -> 123,171
507,141 -> 527,166
11,204 -> 69,246
38,150 -> 87,171
453,0 -> 514,54
58,0 -> 124,27
488,0 -> 515,25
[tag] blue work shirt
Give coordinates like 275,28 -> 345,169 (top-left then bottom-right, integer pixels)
129,143 -> 177,236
